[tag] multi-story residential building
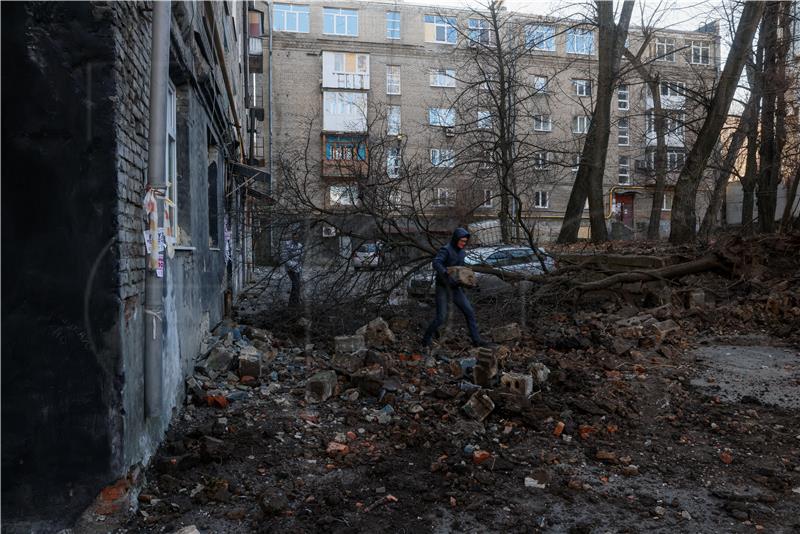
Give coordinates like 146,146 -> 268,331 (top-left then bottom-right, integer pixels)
253,0 -> 720,246
2,2 -> 261,530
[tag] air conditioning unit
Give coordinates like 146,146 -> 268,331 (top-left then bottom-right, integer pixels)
322,225 -> 337,237
445,127 -> 456,137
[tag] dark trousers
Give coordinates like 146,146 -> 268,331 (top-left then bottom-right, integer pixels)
423,283 -> 481,344
287,268 -> 302,307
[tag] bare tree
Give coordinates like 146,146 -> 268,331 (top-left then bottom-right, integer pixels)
558,0 -> 635,243
669,0 -> 764,243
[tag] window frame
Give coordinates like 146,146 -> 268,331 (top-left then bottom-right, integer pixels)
386,147 -> 401,178
662,191 -> 673,211
323,7 -> 358,37
273,3 -> 310,33
656,37 -> 676,62
482,189 -> 494,208
618,84 -> 629,110
387,105 -> 401,136
430,148 -> 455,168
533,151 -> 552,169
691,40 -> 710,65
424,15 -> 457,44
477,110 -> 492,129
533,75 -> 549,94
386,65 -> 401,94
618,155 -> 630,184
468,18 -> 491,46
433,187 -> 456,206
429,68 -> 456,88
428,107 -> 456,127
526,24 -> 556,51
386,11 -> 400,39
533,114 -> 552,132
572,115 -> 590,134
566,28 -> 594,55
618,116 -> 629,146
533,191 -> 550,208
329,184 -> 359,206
166,80 -> 179,244
573,79 -> 592,97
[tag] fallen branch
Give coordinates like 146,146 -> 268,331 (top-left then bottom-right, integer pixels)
575,254 -> 727,293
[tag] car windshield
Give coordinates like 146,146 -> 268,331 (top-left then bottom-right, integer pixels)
358,243 -> 378,253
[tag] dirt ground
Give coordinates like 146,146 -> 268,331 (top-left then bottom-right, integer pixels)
100,236 -> 800,534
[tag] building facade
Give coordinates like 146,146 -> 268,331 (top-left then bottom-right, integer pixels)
255,0 -> 720,246
1,2 -> 258,530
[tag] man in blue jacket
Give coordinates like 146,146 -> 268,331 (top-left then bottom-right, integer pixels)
422,227 -> 488,348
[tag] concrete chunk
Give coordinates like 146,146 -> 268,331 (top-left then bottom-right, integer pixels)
447,266 -> 477,287
492,323 -> 521,343
462,390 -> 495,421
306,370 -> 338,403
355,317 -> 396,346
238,354 -> 262,378
334,334 -> 365,354
501,372 -> 534,397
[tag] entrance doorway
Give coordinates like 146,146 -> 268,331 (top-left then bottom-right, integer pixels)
614,193 -> 635,227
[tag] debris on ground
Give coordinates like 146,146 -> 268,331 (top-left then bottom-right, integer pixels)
117,233 -> 800,533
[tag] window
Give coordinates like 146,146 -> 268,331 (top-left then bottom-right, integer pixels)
387,105 -> 401,135
573,79 -> 592,97
480,149 -> 494,168
248,11 -> 264,54
533,114 -> 552,132
660,81 -> 685,97
668,112 -> 685,139
572,154 -> 581,173
656,37 -> 675,61
323,7 -> 358,36
386,65 -> 401,94
207,158 -> 219,247
424,15 -> 457,44
322,91 -> 367,132
428,108 -> 456,127
324,52 -> 369,89
477,110 -> 492,129
482,189 -> 494,207
533,75 -> 549,93
434,187 -> 455,206
691,41 -> 710,64
618,117 -> 629,146
662,191 -> 673,211
526,24 -> 555,51
330,184 -> 359,206
534,152 -> 551,169
430,69 -> 456,87
166,81 -> 178,244
618,156 -> 630,184
273,4 -> 309,33
325,135 -> 366,161
386,11 -> 400,39
387,148 -> 401,178
468,18 -> 491,46
430,148 -> 455,167
618,84 -> 629,110
572,115 -> 590,134
534,191 -> 549,208
567,28 -> 594,54
667,150 -> 685,170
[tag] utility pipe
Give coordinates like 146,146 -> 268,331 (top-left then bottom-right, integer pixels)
144,0 -> 171,419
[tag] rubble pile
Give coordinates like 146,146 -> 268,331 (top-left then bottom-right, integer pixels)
120,234 -> 800,533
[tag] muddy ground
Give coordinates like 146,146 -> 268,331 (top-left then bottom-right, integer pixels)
93,236 -> 800,534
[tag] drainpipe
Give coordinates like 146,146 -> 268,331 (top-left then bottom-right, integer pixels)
144,0 -> 171,419
267,1 -> 275,259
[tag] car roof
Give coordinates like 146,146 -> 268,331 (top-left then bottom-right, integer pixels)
466,245 -> 535,258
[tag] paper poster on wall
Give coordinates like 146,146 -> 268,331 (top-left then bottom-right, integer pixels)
156,253 -> 165,278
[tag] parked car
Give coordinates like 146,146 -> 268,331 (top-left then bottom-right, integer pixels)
407,245 -> 555,297
352,241 -> 383,269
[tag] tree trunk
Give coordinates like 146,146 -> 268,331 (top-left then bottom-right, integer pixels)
698,93 -> 755,240
647,78 -> 668,240
558,0 -> 634,244
669,1 -> 764,243
780,164 -> 800,229
756,2 -> 779,233
742,184 -> 756,231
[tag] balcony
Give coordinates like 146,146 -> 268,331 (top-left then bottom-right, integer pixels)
322,134 -> 368,179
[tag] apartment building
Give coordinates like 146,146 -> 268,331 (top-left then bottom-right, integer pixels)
251,0 -> 720,244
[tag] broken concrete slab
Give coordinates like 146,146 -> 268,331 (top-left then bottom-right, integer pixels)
305,370 -> 338,403
198,346 -> 235,377
462,390 -> 495,421
447,266 -> 477,287
355,317 -> 396,346
330,351 -> 366,375
491,323 -> 521,343
334,334 -> 365,354
530,362 -> 550,384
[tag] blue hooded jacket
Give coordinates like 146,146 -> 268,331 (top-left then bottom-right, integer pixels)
432,227 -> 470,286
